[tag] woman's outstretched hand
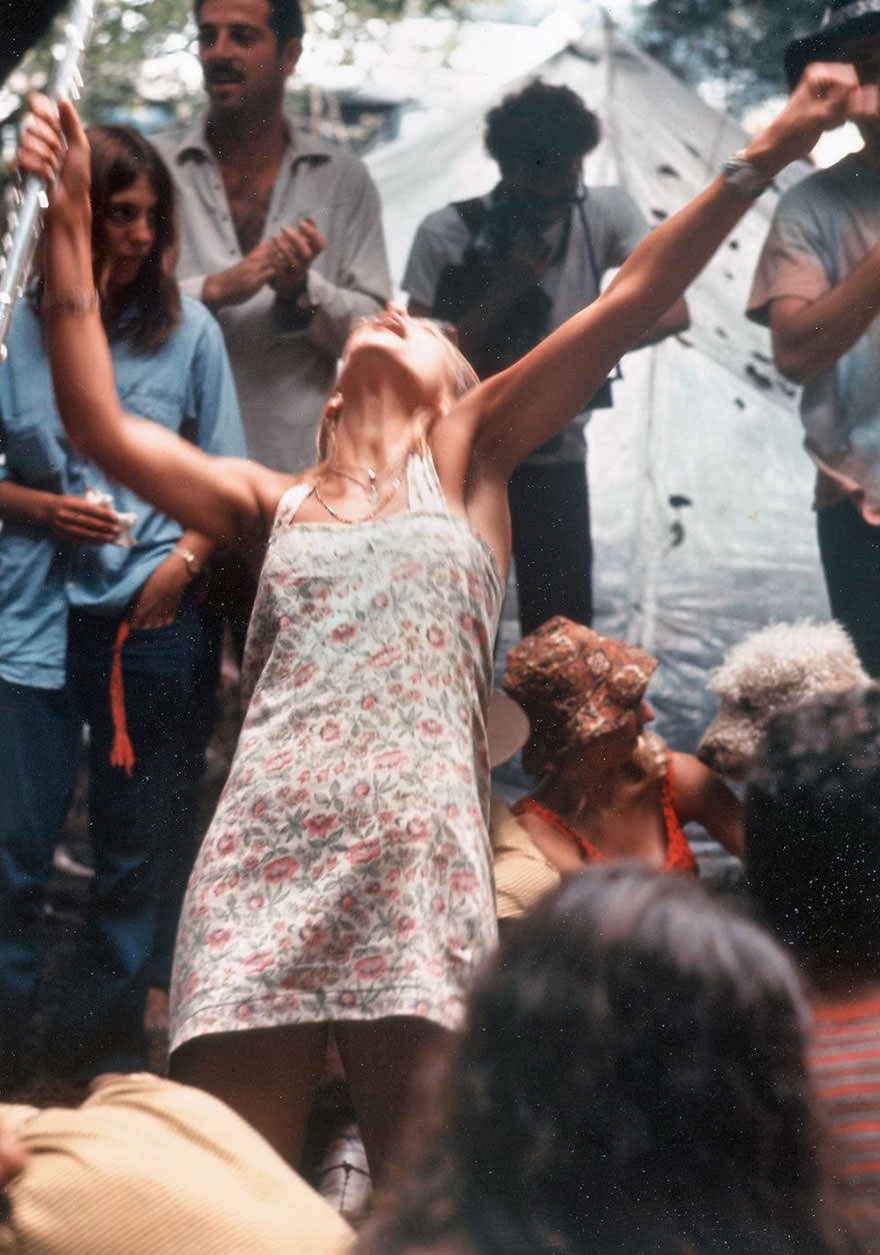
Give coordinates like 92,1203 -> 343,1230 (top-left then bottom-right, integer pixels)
17,93 -> 91,222
748,62 -> 879,179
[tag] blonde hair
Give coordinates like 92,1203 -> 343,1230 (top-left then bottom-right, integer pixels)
315,317 -> 479,466
633,729 -> 669,780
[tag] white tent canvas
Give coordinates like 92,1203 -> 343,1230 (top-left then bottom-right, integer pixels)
367,29 -> 828,760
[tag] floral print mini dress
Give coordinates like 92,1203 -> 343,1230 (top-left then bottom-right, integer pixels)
170,453 -> 503,1051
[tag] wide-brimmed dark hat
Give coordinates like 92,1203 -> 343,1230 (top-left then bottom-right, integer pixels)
786,0 -> 880,88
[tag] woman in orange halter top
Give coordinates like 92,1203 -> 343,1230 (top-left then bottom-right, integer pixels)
494,618 -> 742,916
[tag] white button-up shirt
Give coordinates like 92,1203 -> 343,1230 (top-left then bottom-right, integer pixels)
153,119 -> 393,473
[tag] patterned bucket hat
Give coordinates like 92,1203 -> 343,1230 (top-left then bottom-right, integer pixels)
502,616 -> 658,749
785,0 -> 880,88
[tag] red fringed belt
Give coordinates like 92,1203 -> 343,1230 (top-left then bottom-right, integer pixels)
109,617 -> 135,776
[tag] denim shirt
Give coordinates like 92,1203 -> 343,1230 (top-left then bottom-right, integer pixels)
0,295 -> 245,689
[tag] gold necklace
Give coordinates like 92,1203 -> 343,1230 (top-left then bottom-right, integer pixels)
310,471 -> 403,525
325,458 -> 404,506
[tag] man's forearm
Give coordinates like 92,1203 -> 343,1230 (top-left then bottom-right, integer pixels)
771,244 -> 880,383
200,272 -> 227,313
281,268 -> 387,357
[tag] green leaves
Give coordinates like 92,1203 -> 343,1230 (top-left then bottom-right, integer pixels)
632,0 -> 827,113
2,0 -> 461,128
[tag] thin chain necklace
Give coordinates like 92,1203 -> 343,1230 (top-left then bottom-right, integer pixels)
325,458 -> 404,506
310,469 -> 404,525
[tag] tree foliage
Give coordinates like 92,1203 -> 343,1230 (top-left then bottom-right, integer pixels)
2,0 -> 462,127
79,0 -> 196,121
631,0 -> 826,112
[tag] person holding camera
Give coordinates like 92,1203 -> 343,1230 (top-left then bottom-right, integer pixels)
403,79 -> 689,635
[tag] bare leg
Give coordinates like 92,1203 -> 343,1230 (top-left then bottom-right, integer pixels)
335,1017 -> 452,1188
169,1022 -> 328,1164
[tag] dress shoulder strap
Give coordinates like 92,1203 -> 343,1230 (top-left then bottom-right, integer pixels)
272,482 -> 313,530
406,450 -> 450,514
659,754 -> 699,877
511,796 -> 602,863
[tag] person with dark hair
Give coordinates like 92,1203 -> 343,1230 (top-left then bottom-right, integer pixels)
745,687 -> 880,1246
483,77 -> 602,173
491,617 -> 742,921
152,0 -> 392,678
749,0 -> 880,678
19,65 -> 863,1178
0,124 -> 245,1087
360,865 -> 853,1255
403,78 -> 689,635
152,0 -> 392,477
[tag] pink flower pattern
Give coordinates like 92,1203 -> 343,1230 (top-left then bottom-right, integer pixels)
170,456 -> 501,1051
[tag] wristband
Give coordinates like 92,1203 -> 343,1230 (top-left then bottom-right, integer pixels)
173,546 -> 203,577
43,288 -> 100,320
720,151 -> 773,198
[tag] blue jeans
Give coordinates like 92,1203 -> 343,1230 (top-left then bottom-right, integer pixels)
0,598 -> 202,1083
816,498 -> 880,678
0,679 -> 80,1084
147,598 -> 222,991
508,459 -> 593,635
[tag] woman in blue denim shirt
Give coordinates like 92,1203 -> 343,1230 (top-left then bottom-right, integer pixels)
0,126 -> 244,1086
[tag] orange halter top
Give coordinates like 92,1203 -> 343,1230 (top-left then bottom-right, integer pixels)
511,753 -> 698,876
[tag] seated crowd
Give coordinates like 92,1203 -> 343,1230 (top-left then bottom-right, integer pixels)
0,686 -> 877,1252
2,1 -> 880,1250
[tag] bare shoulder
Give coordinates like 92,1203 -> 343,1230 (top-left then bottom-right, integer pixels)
429,391 -> 484,504
671,751 -> 740,817
424,387 -> 512,572
260,466 -> 315,517
670,750 -> 743,856
671,751 -> 722,797
219,459 -> 308,538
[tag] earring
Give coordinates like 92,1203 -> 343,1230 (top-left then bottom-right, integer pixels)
325,390 -> 343,422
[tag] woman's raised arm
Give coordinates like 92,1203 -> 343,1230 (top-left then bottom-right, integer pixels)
464,62 -> 875,476
18,97 -> 286,546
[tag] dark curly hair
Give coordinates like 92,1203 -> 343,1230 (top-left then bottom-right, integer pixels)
193,0 -> 304,44
745,686 -> 880,986
484,79 -> 601,178
361,867 -> 849,1255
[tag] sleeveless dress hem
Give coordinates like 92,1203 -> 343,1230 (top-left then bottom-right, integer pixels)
169,453 -> 501,1050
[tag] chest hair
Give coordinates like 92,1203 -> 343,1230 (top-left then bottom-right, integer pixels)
221,159 -> 282,256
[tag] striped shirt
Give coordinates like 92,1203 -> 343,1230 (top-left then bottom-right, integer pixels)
810,995 -> 880,1250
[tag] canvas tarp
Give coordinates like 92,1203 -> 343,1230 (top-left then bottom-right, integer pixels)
367,29 -> 827,760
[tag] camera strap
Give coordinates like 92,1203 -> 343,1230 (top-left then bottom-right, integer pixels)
577,191 -> 623,385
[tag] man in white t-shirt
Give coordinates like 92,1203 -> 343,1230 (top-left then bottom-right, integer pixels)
403,79 -> 688,635
749,0 -> 880,676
